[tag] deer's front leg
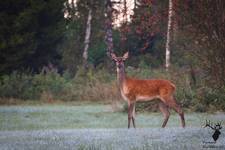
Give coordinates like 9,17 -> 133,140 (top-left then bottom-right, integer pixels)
131,103 -> 136,128
128,103 -> 131,129
128,103 -> 135,129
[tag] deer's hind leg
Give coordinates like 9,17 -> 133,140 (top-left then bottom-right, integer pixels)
131,103 -> 136,128
161,95 -> 185,128
169,97 -> 185,128
158,101 -> 170,128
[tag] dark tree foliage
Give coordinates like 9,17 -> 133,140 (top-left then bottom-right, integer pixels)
176,0 -> 225,88
0,0 -> 66,74
117,0 -> 168,67
62,0 -> 106,74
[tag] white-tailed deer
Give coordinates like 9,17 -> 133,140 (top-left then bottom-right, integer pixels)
111,52 -> 185,128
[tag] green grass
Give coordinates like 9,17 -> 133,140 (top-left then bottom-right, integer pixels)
1,104 -> 225,131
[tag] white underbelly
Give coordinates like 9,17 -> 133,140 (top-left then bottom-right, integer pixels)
121,91 -> 129,101
136,95 -> 160,101
121,90 -> 160,102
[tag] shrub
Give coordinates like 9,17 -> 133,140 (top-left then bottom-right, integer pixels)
0,72 -> 34,99
60,67 -> 120,101
0,70 -> 67,100
194,87 -> 225,112
0,66 -> 224,112
32,71 -> 67,100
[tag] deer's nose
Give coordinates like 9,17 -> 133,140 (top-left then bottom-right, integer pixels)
118,64 -> 122,68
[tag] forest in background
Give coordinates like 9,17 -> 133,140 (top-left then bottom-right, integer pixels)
0,0 -> 225,112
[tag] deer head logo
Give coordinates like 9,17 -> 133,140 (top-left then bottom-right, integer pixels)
203,120 -> 223,142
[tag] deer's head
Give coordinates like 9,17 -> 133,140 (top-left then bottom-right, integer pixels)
110,52 -> 129,73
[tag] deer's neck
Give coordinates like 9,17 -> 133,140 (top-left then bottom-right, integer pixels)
117,68 -> 126,89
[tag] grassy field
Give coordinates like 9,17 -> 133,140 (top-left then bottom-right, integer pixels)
0,104 -> 225,149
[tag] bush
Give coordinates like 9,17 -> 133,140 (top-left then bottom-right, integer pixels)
0,66 -> 224,112
0,70 -> 67,100
0,67 -> 120,102
0,72 -> 33,99
194,87 -> 225,112
60,67 -> 120,101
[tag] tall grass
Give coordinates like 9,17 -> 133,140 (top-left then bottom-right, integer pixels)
0,67 -> 120,103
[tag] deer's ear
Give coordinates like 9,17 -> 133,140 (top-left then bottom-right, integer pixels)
122,51 -> 129,60
110,52 -> 117,61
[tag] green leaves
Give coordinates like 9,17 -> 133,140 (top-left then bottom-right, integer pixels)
0,0 -> 66,74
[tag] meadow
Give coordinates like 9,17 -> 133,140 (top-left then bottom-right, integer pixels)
0,104 -> 225,149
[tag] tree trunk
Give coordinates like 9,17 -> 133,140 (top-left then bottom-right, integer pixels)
83,8 -> 92,69
123,0 -> 128,23
165,0 -> 173,71
134,0 -> 137,9
105,0 -> 114,71
105,0 -> 114,57
104,0 -> 121,70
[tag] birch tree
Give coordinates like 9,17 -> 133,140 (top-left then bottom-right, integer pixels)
123,0 -> 128,23
83,8 -> 92,69
105,0 -> 114,57
165,0 -> 173,71
134,0 -> 137,9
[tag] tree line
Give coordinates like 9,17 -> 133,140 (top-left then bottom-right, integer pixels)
0,0 -> 225,88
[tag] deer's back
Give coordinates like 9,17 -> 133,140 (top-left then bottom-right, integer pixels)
121,78 -> 176,102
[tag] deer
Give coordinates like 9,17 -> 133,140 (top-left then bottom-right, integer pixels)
110,51 -> 185,128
